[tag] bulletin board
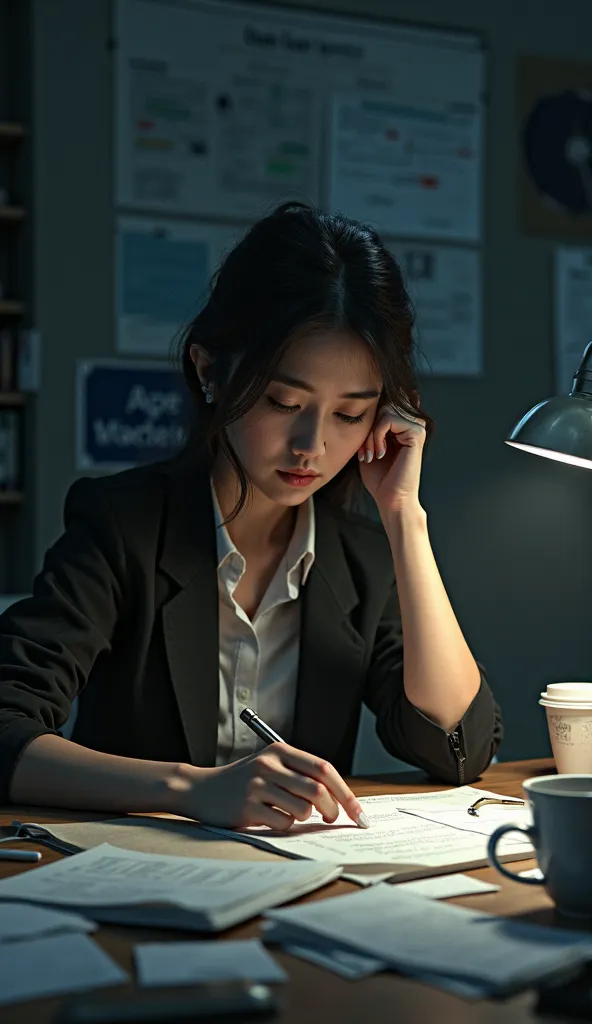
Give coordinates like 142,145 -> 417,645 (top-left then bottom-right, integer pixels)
114,0 -> 486,242
115,216 -> 241,354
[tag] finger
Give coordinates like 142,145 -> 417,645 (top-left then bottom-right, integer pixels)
280,746 -> 370,827
358,432 -> 375,465
373,423 -> 390,460
259,780 -> 314,822
268,767 -> 339,823
248,804 -> 295,831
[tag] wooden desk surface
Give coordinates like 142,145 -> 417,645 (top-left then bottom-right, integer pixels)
0,758 -> 570,1024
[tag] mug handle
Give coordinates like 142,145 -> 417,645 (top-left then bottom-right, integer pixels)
487,824 -> 545,885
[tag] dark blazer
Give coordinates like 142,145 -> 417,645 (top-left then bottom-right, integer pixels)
0,455 -> 502,803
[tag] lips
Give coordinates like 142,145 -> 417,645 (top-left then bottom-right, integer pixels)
276,469 -> 320,487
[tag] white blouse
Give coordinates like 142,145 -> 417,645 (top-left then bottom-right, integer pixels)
211,482 -> 315,766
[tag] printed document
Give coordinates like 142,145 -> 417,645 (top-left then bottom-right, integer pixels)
265,884 -> 592,998
207,786 -> 533,881
0,842 -> 340,931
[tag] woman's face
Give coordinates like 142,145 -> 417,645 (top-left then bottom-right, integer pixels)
226,330 -> 382,507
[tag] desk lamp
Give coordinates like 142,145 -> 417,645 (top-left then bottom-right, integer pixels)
506,341 -> 592,468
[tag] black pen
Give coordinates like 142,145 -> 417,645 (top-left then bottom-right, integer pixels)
239,707 -> 370,829
240,707 -> 285,744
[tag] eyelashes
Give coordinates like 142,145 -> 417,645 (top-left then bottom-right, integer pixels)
266,396 -> 366,425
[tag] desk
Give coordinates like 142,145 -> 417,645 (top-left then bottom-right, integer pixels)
0,758 -> 565,1024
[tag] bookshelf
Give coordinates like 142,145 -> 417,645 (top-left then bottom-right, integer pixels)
0,392 -> 24,406
0,104 -> 29,586
0,2 -> 35,591
0,121 -> 25,142
0,205 -> 25,221
0,300 -> 25,315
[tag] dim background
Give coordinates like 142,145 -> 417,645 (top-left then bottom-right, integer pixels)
1,0 -> 591,772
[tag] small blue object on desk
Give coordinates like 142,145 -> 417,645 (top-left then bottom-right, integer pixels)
0,849 -> 42,863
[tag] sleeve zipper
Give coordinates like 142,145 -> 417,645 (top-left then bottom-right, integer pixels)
449,730 -> 466,785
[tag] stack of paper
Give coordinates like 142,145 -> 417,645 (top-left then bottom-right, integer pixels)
0,902 -> 96,944
264,885 -> 592,998
0,933 -> 126,1007
206,786 -> 534,885
262,874 -> 499,980
0,843 -> 340,931
135,939 -> 287,986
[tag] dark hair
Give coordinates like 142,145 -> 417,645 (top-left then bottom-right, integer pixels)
178,202 -> 433,518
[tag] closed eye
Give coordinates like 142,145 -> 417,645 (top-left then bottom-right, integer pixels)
266,396 -> 367,425
336,411 -> 366,424
267,397 -> 298,414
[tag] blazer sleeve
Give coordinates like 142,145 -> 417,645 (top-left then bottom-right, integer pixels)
363,584 -> 503,784
0,478 -> 126,802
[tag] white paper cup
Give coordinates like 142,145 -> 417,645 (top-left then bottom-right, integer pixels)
540,683 -> 592,773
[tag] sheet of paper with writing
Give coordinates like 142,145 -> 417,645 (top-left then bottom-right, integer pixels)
206,786 -> 533,882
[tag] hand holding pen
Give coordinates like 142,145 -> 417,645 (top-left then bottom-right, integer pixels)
237,708 -> 370,830
169,707 -> 371,832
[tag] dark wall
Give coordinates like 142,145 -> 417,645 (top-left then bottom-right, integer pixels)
29,0 -> 592,771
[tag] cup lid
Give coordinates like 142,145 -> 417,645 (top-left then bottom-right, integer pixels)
540,682 -> 592,705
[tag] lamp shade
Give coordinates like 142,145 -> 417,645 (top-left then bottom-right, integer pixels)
506,341 -> 592,470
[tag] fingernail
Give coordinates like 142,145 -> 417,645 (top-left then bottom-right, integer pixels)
357,811 -> 371,829
377,444 -> 386,459
365,450 -> 373,463
358,450 -> 365,462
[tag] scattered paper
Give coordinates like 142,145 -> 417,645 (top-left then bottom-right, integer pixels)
394,873 -> 499,899
399,802 -> 532,842
0,902 -> 96,944
263,874 -> 497,980
0,932 -> 127,1006
0,842 -> 337,911
0,843 -> 340,931
265,883 -> 592,997
341,870 -> 395,886
136,939 -> 287,987
206,786 -> 533,880
266,924 -> 385,980
519,867 -> 544,880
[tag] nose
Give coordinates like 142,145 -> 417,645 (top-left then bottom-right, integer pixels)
290,411 -> 325,460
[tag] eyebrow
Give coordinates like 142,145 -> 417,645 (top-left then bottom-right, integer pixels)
271,373 -> 380,401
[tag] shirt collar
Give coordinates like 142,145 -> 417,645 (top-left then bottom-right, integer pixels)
211,481 -> 236,570
210,479 -> 315,589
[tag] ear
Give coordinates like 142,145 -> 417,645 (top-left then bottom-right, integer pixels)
189,344 -> 211,388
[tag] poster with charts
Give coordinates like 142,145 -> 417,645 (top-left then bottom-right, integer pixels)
116,217 -> 241,355
114,0 -> 485,230
389,243 -> 482,376
330,95 -> 482,241
554,247 -> 592,395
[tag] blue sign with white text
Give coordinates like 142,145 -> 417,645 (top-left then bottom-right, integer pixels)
77,360 -> 189,471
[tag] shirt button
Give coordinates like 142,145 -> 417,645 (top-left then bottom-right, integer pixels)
238,687 -> 250,702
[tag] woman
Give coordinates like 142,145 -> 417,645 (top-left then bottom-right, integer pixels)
0,204 -> 502,830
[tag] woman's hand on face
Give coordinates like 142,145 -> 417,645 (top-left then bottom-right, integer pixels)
181,743 -> 368,831
358,403 -> 427,516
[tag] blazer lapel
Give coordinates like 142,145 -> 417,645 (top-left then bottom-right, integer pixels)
160,458 -> 219,768
292,499 -> 366,763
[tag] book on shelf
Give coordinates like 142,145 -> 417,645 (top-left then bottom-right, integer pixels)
0,328 -> 16,391
0,409 -> 20,490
